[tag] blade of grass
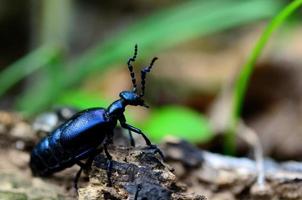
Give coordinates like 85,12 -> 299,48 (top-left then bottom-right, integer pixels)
17,0 -> 283,115
0,45 -> 62,97
16,56 -> 65,117
11,0 -> 71,115
225,0 -> 302,154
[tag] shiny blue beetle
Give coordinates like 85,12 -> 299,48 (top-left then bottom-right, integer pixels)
30,45 -> 162,188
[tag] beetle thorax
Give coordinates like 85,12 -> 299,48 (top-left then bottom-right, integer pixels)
106,99 -> 126,119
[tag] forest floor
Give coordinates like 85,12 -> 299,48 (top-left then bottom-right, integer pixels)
1,111 -> 302,200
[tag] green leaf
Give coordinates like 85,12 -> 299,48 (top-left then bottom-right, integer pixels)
143,106 -> 213,143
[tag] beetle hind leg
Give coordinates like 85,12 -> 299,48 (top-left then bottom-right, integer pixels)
128,130 -> 136,147
74,167 -> 83,192
74,150 -> 99,192
104,139 -> 113,187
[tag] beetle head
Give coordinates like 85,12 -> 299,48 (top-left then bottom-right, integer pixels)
119,91 -> 148,108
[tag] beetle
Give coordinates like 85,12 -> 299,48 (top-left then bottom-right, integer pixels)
29,45 -> 163,189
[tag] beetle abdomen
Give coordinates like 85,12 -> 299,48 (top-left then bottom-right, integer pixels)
30,108 -> 114,176
30,129 -> 68,176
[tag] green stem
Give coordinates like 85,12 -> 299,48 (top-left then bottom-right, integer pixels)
225,0 -> 302,154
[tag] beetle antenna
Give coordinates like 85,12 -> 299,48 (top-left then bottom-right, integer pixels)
127,44 -> 138,92
140,57 -> 158,97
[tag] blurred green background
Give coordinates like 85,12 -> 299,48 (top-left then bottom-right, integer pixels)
1,0 -> 302,155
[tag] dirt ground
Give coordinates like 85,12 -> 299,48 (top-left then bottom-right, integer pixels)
1,111 -> 302,200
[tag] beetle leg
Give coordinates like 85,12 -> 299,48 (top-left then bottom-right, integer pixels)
76,161 -> 85,168
85,153 -> 97,170
74,167 -> 83,192
134,184 -> 142,200
128,130 -> 136,147
104,140 -> 113,187
74,150 -> 99,191
121,123 -> 165,160
119,115 -> 164,160
74,161 -> 86,191
121,123 -> 151,145
148,144 -> 165,161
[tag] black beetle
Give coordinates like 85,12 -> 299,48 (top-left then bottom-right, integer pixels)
30,45 -> 163,189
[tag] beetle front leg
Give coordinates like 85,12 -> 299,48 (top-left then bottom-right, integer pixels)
122,123 -> 152,145
119,115 -> 164,159
123,123 -> 164,159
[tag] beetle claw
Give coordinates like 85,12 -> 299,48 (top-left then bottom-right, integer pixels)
148,144 -> 165,161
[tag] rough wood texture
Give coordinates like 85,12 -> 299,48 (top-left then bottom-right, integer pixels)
162,139 -> 302,200
78,145 -> 205,200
